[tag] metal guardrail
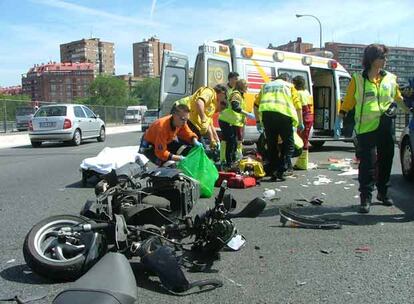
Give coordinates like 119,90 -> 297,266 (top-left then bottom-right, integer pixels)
0,99 -> 129,133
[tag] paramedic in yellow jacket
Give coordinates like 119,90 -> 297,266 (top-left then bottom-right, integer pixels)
336,44 -> 408,213
254,73 -> 303,181
175,84 -> 227,149
292,75 -> 313,170
218,79 -> 254,167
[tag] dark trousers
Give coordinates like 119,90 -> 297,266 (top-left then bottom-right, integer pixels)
262,111 -> 294,175
356,115 -> 395,199
139,136 -> 192,166
219,120 -> 238,166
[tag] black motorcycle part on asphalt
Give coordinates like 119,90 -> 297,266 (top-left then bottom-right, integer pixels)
143,168 -> 200,218
141,240 -> 223,294
53,252 -> 137,304
279,206 -> 342,229
23,215 -> 107,282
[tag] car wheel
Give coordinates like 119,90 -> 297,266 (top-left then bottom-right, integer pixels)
310,141 -> 325,148
97,126 -> 106,142
401,138 -> 414,181
31,141 -> 42,148
72,129 -> 81,146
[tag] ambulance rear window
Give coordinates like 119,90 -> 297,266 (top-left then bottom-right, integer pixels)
207,59 -> 229,87
278,69 -> 310,91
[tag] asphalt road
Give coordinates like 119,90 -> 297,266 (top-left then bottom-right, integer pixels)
0,133 -> 413,304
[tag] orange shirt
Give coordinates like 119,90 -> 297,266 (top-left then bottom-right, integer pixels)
144,115 -> 197,161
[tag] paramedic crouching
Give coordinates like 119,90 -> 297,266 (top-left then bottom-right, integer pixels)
139,104 -> 202,166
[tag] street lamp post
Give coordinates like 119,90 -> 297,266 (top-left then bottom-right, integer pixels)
296,14 -> 323,49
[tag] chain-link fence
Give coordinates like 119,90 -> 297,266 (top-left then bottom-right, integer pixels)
0,99 -> 129,133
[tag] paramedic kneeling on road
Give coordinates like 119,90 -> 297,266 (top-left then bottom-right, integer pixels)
139,104 -> 202,166
336,44 -> 408,214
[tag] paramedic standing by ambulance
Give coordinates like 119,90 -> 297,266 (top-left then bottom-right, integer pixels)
219,79 -> 254,167
254,73 -> 303,181
336,44 -> 408,213
292,75 -> 313,170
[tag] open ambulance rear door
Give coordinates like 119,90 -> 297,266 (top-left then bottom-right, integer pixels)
159,50 -> 189,117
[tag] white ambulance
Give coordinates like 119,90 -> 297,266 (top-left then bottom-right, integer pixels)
160,38 -> 353,147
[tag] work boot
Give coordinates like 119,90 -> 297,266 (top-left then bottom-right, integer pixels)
274,171 -> 286,181
377,193 -> 394,206
358,196 -> 371,214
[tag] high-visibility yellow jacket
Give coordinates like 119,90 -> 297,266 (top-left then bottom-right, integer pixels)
341,71 -> 405,134
219,90 -> 246,127
175,87 -> 217,133
254,79 -> 300,127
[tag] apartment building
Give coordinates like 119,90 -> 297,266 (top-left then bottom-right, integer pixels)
325,42 -> 414,85
132,36 -> 172,78
269,37 -> 313,54
60,38 -> 115,75
21,62 -> 94,103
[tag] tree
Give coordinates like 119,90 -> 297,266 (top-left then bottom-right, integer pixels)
88,75 -> 129,106
131,77 -> 160,109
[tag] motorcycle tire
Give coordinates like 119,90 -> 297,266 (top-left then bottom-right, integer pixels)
23,215 -> 98,282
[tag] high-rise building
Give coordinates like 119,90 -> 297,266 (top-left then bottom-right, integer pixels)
22,62 -> 94,103
133,36 -> 172,78
60,38 -> 115,75
324,42 -> 414,85
269,37 -> 313,54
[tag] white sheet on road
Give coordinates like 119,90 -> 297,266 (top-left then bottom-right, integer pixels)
80,145 -> 149,174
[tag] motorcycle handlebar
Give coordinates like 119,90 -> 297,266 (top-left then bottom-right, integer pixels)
68,222 -> 110,232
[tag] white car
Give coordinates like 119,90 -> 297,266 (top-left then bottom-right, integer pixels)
29,104 -> 106,147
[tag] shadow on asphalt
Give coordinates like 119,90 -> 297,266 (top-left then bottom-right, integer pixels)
0,264 -> 51,285
310,144 -> 356,153
260,173 -> 414,227
12,140 -> 98,149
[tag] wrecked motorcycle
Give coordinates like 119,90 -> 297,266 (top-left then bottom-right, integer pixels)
23,169 -> 266,294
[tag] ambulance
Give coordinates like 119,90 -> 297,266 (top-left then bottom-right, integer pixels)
159,38 -> 353,147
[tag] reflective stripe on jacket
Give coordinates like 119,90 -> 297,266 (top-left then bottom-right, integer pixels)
354,71 -> 397,134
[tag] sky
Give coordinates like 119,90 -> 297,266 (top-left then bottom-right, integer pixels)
0,0 -> 413,87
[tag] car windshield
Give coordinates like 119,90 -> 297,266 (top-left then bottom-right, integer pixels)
144,110 -> 158,117
16,107 -> 35,116
126,110 -> 139,115
35,106 -> 67,117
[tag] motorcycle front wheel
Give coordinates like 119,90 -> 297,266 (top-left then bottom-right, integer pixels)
23,214 -> 103,282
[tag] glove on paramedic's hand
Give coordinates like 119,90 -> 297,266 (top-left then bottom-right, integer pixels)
178,155 -> 185,161
297,123 -> 305,132
385,102 -> 398,118
256,122 -> 264,134
334,116 -> 343,139
246,112 -> 256,120
210,140 -> 219,150
193,139 -> 203,148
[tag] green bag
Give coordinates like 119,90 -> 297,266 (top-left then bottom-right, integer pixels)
177,146 -> 219,198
